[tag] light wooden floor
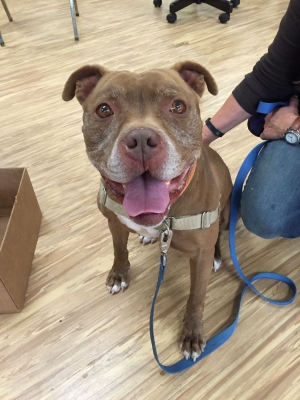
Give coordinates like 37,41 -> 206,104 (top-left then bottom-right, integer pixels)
1,0 -> 299,399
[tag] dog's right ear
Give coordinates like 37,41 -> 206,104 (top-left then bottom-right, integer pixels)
172,61 -> 218,98
62,65 -> 108,105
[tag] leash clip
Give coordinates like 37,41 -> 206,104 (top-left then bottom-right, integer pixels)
159,226 -> 173,272
160,226 -> 173,256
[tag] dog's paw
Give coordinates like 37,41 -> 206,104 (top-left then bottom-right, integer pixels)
212,258 -> 222,272
106,270 -> 129,295
179,314 -> 206,362
139,235 -> 157,245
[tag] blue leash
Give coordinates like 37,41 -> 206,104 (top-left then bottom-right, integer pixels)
150,141 -> 297,374
256,101 -> 289,114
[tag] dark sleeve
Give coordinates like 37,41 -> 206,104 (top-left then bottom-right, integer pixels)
232,0 -> 300,115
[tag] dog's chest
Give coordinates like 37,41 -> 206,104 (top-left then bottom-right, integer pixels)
117,215 -> 160,239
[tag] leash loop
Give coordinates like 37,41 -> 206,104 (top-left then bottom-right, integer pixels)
229,141 -> 297,305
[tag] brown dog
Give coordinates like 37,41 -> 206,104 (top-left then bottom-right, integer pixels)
62,61 -> 232,362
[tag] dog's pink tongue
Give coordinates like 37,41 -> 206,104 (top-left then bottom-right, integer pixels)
123,172 -> 169,217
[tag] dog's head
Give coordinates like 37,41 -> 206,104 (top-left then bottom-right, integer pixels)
62,61 -> 217,226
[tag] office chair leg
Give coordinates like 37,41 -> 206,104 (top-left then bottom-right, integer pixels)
167,13 -> 177,23
164,0 -> 235,24
69,0 -> 79,41
202,0 -> 232,23
1,0 -> 13,22
219,12 -> 230,23
0,31 -> 5,47
153,0 -> 162,7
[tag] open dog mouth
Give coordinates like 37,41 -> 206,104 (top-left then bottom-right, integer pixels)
102,163 -> 195,226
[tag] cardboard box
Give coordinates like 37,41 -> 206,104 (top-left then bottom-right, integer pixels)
0,168 -> 42,313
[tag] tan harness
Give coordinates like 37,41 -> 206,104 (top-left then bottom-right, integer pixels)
98,181 -> 220,231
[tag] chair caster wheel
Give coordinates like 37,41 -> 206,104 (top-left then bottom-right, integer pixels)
231,0 -> 240,7
219,13 -> 230,23
153,0 -> 162,7
167,13 -> 177,23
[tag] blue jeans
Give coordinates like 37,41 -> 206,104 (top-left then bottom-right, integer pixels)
240,139 -> 300,239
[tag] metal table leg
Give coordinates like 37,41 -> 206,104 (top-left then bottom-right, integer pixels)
0,31 -> 5,46
69,0 -> 79,41
74,0 -> 79,16
1,0 -> 13,21
1,0 -> 13,47
1,1 -> 80,44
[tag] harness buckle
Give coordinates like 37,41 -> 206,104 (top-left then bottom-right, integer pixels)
100,184 -> 108,206
164,216 -> 174,231
201,211 -> 211,229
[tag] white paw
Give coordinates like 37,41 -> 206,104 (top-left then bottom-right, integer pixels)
213,259 -> 221,272
107,281 -> 128,294
192,350 -> 201,362
139,235 -> 156,245
107,284 -> 120,294
121,281 -> 128,289
182,350 -> 201,362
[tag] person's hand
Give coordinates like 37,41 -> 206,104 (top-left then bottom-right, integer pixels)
260,96 -> 299,140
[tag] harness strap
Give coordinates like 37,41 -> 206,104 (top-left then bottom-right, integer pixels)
99,183 -> 129,218
99,181 -> 220,231
150,141 -> 297,374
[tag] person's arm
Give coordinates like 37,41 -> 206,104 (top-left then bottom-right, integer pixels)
202,94 -> 252,145
202,95 -> 299,145
233,0 -> 300,115
203,0 -> 300,146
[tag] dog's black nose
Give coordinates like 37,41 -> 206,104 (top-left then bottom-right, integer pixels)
123,129 -> 162,163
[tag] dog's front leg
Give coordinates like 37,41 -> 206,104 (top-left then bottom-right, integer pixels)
179,248 -> 214,361
106,218 -> 130,294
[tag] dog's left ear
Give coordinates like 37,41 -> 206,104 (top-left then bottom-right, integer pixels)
172,61 -> 218,98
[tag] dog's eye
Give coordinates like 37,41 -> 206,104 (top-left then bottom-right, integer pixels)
96,103 -> 114,118
170,100 -> 186,114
